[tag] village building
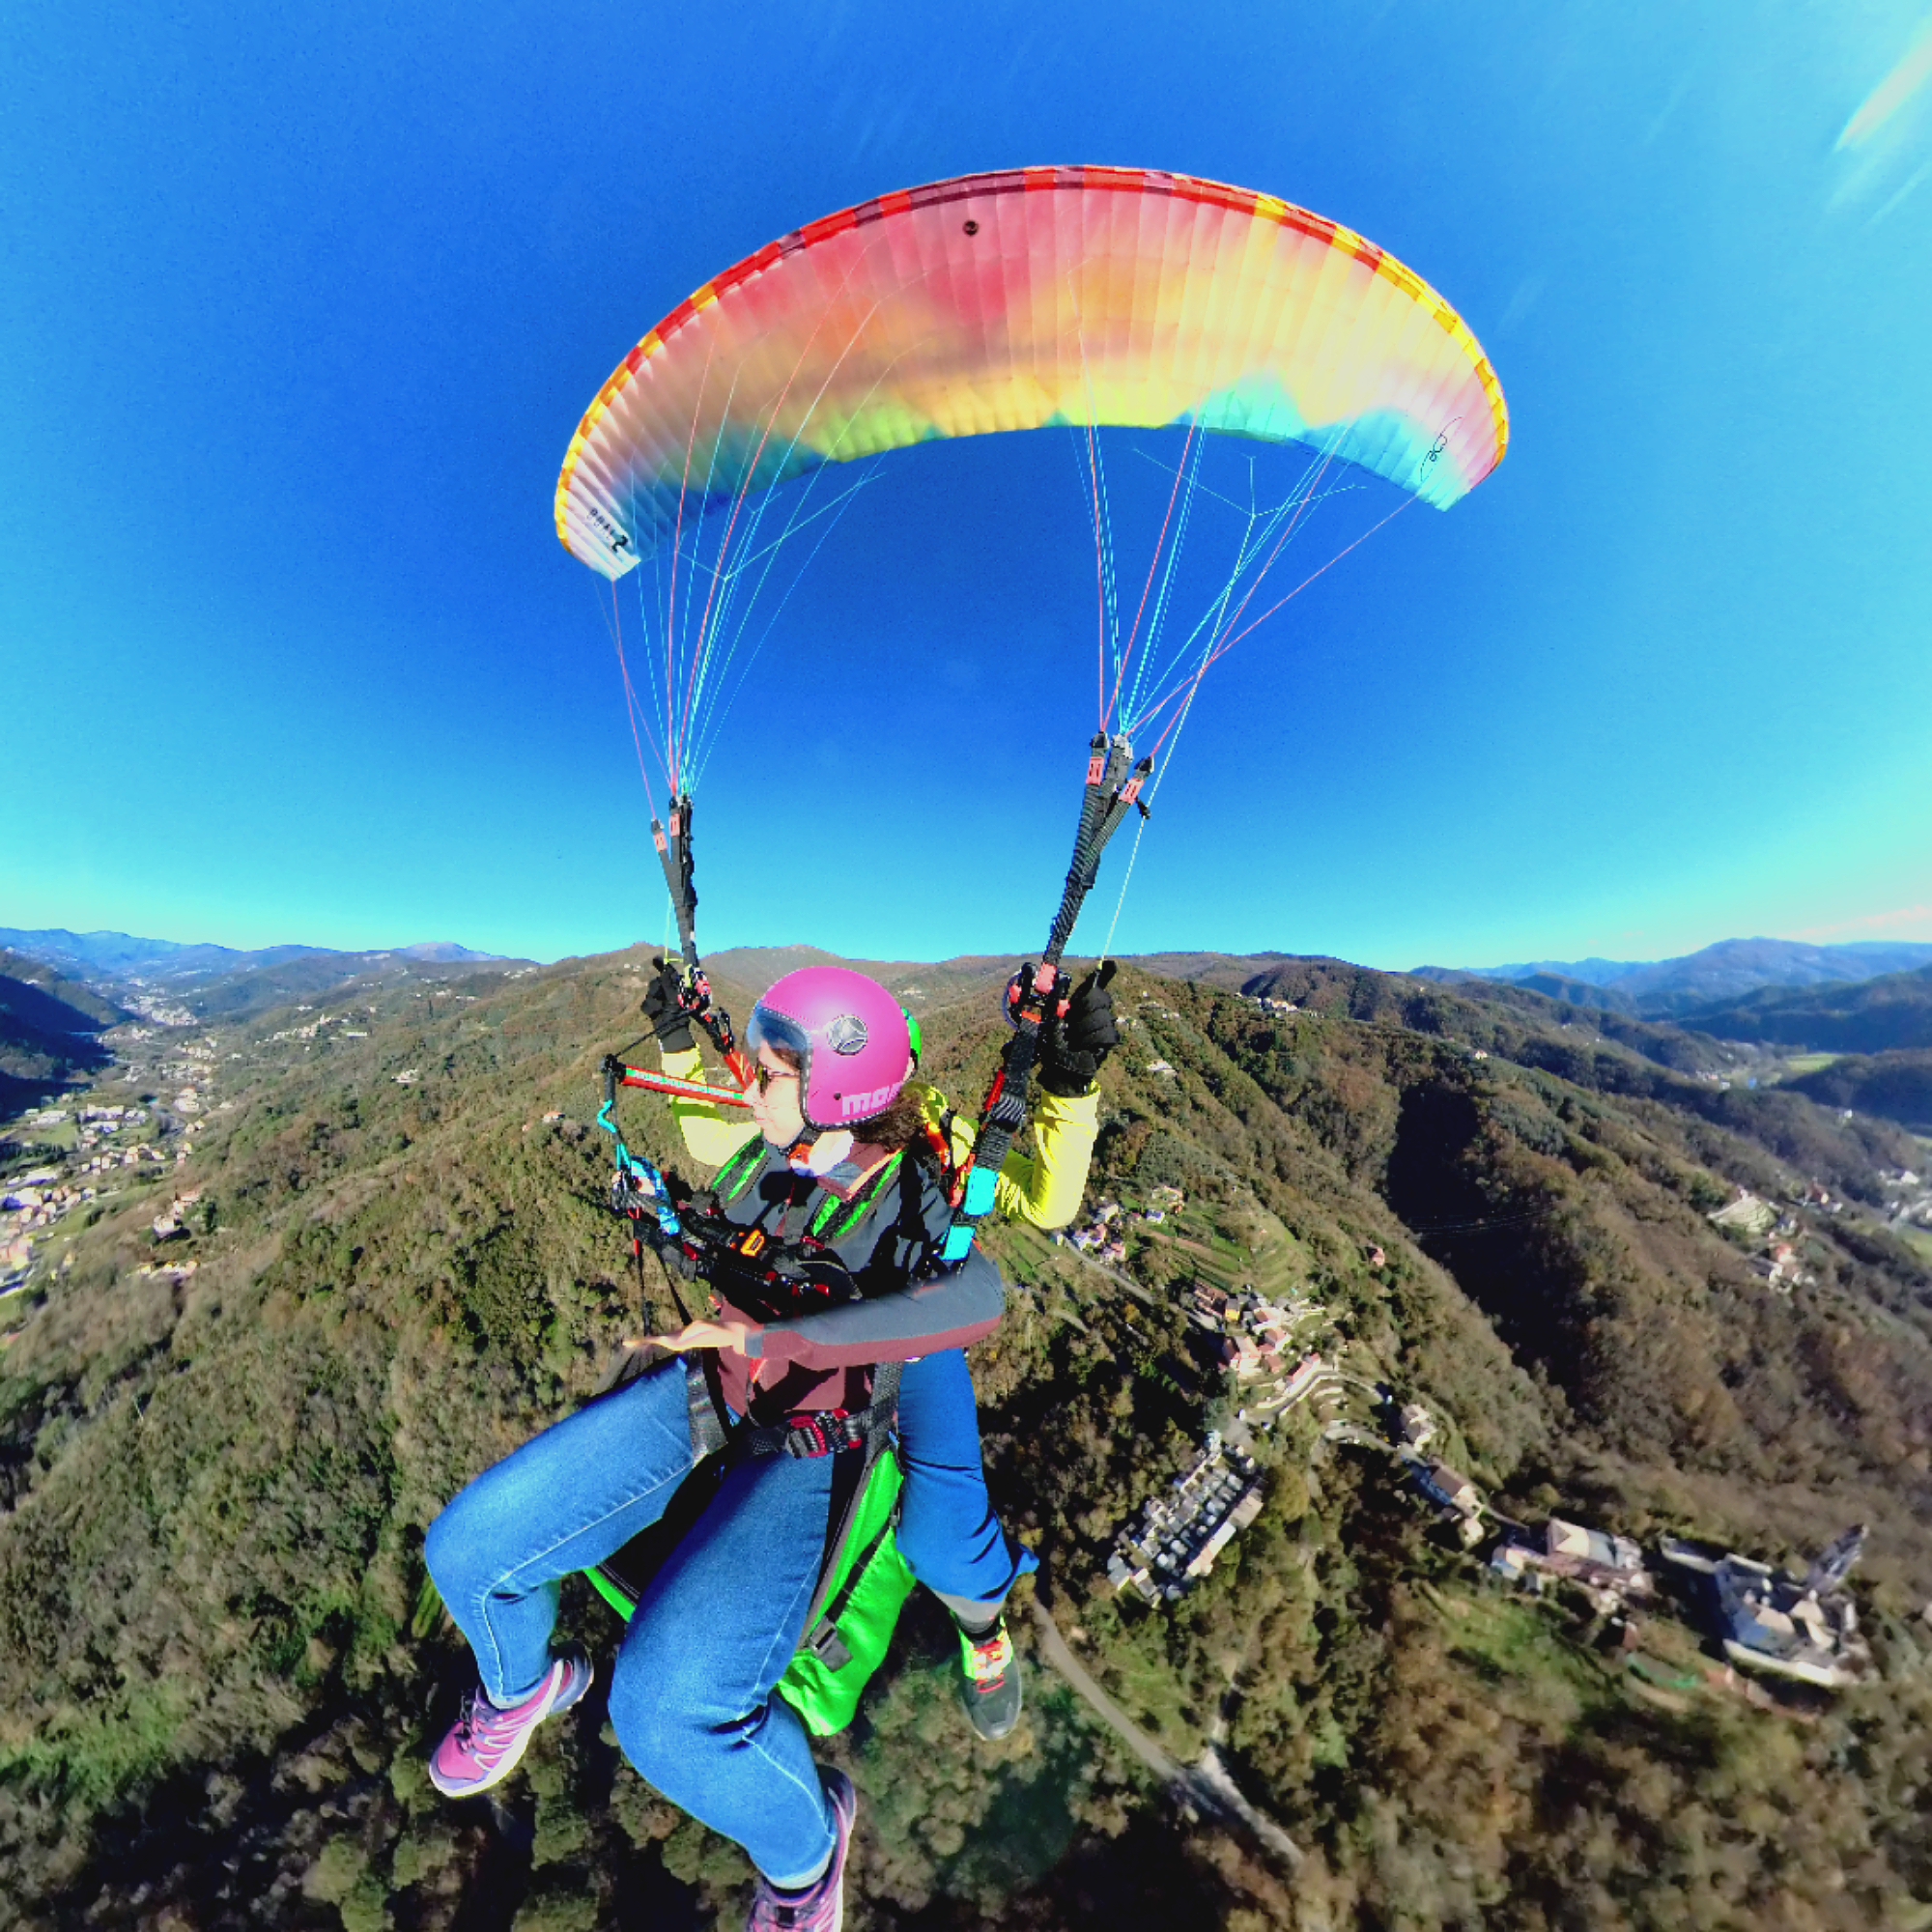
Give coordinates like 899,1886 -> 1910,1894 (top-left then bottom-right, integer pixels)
1711,1527 -> 1872,1690
1752,1241 -> 1804,1292
137,1179 -> 206,1238
1709,1189 -> 1778,1238
1188,1283 -> 1230,1325
1491,1517 -> 1654,1605
1416,1460 -> 1478,1515
1661,1525 -> 1873,1690
1108,1437 -> 1266,1605
1192,1283 -> 1309,1386
1409,1459 -> 1486,1545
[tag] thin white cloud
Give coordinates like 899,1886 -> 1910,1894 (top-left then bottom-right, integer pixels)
1837,13 -> 1932,150
1790,902 -> 1932,941
1496,272 -> 1547,338
1869,157 -> 1931,224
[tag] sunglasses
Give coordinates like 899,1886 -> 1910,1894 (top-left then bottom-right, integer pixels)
753,1063 -> 800,1094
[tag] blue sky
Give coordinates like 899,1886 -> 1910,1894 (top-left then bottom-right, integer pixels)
5,2 -> 1930,971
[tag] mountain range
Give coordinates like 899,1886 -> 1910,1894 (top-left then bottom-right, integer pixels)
0,950 -> 125,1114
11,926 -> 1932,1027
0,927 -> 505,984
1413,936 -> 1932,1018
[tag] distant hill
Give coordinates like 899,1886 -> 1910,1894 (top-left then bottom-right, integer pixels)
1785,1049 -> 1932,1136
1677,963 -> 1932,1054
1416,937 -> 1932,1019
0,930 -> 528,1033
0,928 -> 329,980
173,951 -> 532,1026
0,927 -> 505,985
0,951 -> 126,1112
703,946 -> 1015,1015
1412,954 -> 1636,989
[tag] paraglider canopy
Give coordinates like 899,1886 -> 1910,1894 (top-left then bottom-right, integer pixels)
556,165 -> 1508,582
569,167 -> 1511,1251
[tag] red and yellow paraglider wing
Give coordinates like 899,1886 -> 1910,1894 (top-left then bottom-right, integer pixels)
556,167 -> 1508,580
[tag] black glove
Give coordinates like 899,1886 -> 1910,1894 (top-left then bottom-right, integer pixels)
641,957 -> 697,1054
1037,960 -> 1120,1096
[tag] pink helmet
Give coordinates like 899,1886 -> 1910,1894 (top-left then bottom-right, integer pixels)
746,966 -> 918,1132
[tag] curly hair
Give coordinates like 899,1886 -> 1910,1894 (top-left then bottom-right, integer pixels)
845,1083 -> 935,1163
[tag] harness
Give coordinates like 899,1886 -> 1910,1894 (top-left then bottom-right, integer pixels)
664,1135 -> 928,1468
593,1068 -> 924,1701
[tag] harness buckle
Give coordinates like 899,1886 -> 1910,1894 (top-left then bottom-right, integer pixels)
802,1619 -> 853,1670
782,1408 -> 859,1459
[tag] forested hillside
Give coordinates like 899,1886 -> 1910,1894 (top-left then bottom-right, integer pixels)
1789,1051 -> 1932,1137
0,952 -> 124,1115
1684,964 -> 1932,1055
3,948 -> 1930,1930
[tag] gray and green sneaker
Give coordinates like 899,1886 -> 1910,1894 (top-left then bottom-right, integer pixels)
956,1613 -> 1023,1741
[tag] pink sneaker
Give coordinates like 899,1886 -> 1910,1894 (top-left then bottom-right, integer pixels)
428,1650 -> 592,1798
746,1768 -> 857,1930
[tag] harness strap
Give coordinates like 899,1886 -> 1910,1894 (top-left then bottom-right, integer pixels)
713,1135 -> 768,1206
796,1359 -> 902,1640
683,1354 -> 732,1460
798,1511 -> 899,1671
808,1151 -> 904,1243
730,1360 -> 900,1463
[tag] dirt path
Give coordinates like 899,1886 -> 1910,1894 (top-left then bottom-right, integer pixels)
1028,1601 -> 1303,1871
1028,1599 -> 1186,1784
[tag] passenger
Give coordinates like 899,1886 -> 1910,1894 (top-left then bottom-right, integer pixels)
424,961 -> 1116,1929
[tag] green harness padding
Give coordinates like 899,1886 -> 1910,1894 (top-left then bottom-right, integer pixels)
780,1446 -> 918,1735
584,1444 -> 917,1738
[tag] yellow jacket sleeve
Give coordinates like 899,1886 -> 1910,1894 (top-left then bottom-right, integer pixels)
923,1083 -> 1100,1231
994,1085 -> 1100,1229
661,1045 -> 759,1172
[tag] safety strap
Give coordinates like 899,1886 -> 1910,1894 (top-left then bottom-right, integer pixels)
714,1134 -> 768,1207
796,1511 -> 899,1671
799,1360 -> 901,1638
808,1151 -> 905,1243
729,1358 -> 901,1463
683,1353 -> 732,1460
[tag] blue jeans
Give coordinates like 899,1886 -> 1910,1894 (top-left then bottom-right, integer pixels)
895,1350 -> 1037,1616
426,1362 -> 839,1888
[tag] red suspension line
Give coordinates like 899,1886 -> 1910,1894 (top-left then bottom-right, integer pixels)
1208,496 -> 1413,661
661,348 -> 722,799
1201,448 -> 1339,658
678,282 -> 894,784
608,579 -> 671,797
1126,476 -> 1410,743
